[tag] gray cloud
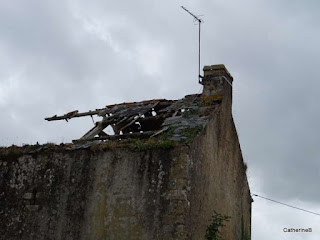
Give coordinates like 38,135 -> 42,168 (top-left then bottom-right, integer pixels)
1,0 -> 320,239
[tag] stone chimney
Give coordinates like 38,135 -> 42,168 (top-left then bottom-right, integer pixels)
201,64 -> 234,113
201,64 -> 233,97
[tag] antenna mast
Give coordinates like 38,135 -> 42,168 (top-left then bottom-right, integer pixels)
181,6 -> 203,84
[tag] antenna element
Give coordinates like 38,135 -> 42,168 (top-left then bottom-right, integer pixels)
181,6 -> 203,84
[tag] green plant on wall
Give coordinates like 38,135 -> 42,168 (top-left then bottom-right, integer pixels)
205,211 -> 231,240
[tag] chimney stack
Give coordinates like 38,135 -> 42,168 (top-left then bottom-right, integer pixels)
201,64 -> 233,97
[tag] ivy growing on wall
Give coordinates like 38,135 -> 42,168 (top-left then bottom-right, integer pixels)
205,211 -> 231,240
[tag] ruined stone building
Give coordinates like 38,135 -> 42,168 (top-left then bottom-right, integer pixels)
0,65 -> 252,239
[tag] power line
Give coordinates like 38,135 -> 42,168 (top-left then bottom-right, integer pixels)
252,194 -> 320,216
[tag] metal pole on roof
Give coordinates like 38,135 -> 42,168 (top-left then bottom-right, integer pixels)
181,6 -> 203,84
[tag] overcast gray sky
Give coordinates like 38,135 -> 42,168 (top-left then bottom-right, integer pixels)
1,0 -> 320,239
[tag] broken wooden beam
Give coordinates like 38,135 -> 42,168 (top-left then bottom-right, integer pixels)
45,109 -> 107,121
73,131 -> 155,143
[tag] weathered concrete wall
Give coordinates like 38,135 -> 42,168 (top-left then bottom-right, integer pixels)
0,145 -> 192,240
187,97 -> 252,239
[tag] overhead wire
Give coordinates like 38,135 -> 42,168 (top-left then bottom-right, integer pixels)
252,194 -> 320,216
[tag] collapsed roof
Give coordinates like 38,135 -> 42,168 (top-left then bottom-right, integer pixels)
45,94 -> 221,143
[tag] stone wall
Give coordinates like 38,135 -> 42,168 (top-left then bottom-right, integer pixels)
187,96 -> 252,239
0,145 -> 189,239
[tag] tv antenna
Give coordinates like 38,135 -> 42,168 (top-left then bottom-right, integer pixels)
181,6 -> 203,84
